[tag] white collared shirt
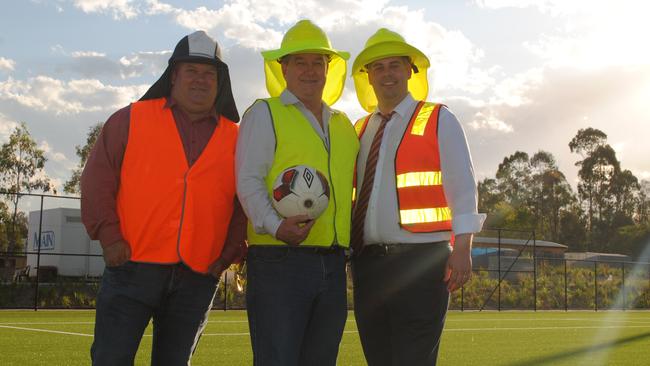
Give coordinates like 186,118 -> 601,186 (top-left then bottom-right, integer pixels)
235,89 -> 333,237
355,93 -> 486,245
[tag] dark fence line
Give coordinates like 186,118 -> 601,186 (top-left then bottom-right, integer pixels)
2,191 -> 650,312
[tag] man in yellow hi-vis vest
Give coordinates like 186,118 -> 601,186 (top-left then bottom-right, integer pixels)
235,20 -> 359,366
350,28 -> 486,366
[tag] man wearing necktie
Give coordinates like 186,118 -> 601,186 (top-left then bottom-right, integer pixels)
350,28 -> 486,366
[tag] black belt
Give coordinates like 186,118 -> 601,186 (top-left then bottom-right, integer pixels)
251,245 -> 344,255
291,245 -> 344,255
359,242 -> 446,257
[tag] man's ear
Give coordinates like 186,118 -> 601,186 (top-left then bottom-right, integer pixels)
280,61 -> 287,79
171,65 -> 179,86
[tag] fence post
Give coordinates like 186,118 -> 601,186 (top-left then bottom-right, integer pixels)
34,195 -> 44,311
622,262 -> 626,311
223,271 -> 228,311
498,229 -> 501,311
533,230 -> 537,312
564,259 -> 569,311
594,261 -> 598,312
461,284 -> 464,312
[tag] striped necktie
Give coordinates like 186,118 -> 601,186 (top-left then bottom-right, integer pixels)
351,112 -> 394,254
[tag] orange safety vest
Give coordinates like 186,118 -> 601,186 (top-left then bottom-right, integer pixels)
117,98 -> 238,273
354,101 -> 452,233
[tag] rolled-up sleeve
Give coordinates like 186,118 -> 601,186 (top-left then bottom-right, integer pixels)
235,101 -> 283,237
438,107 -> 486,235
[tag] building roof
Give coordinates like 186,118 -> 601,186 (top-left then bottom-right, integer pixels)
474,237 -> 568,250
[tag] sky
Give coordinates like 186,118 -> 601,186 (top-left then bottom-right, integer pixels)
1,0 -> 649,208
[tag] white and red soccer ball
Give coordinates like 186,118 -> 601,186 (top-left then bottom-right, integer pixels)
272,165 -> 330,219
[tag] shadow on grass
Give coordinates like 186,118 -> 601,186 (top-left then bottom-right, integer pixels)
504,331 -> 650,366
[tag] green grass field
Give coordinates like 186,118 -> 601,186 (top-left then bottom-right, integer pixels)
1,310 -> 649,365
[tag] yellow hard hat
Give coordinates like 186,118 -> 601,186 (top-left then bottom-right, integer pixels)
261,19 -> 350,105
352,28 -> 430,112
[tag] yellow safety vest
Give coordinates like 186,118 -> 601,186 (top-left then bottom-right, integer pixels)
247,97 -> 359,247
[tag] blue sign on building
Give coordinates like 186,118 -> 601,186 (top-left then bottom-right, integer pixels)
33,231 -> 55,250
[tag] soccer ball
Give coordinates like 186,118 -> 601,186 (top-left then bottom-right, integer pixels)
271,165 -> 330,219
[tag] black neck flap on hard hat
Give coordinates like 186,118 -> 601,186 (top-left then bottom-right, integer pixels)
139,36 -> 240,123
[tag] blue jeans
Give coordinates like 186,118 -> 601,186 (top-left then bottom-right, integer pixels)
246,246 -> 348,366
91,261 -> 218,366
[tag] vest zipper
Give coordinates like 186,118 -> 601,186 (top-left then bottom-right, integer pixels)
325,127 -> 338,246
176,171 -> 189,260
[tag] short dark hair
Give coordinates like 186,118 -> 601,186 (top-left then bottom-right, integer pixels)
364,56 -> 418,73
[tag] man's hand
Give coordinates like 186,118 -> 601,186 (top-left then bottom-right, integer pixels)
102,240 -> 131,267
444,234 -> 473,292
275,215 -> 315,246
208,258 -> 228,280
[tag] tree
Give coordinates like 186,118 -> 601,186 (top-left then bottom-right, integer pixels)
0,122 -> 54,252
64,123 -> 103,194
477,178 -> 503,214
495,151 -> 532,207
610,169 -> 640,221
569,127 -> 607,158
491,150 -> 577,242
638,180 -> 650,223
530,151 -> 575,242
569,128 -> 608,238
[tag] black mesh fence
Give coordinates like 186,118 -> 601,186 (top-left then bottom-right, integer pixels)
2,192 -> 650,311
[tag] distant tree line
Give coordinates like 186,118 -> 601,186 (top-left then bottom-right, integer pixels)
479,128 -> 650,258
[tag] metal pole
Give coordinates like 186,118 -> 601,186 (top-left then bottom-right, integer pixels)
223,271 -> 228,311
622,262 -> 626,311
594,261 -> 598,312
461,284 -> 464,312
533,230 -> 537,312
498,229 -> 501,311
34,196 -> 44,311
564,259 -> 569,311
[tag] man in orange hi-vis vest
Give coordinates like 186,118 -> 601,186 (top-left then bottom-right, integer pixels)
349,28 -> 486,366
81,31 -> 246,365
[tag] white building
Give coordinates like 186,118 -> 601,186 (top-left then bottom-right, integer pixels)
27,208 -> 104,277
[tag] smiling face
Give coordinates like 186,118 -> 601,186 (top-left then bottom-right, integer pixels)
281,53 -> 328,106
170,62 -> 218,120
366,56 -> 412,110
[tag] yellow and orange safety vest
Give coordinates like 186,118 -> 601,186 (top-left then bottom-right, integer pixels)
354,101 -> 452,233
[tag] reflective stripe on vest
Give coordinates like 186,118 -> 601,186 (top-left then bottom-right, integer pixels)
354,101 -> 452,233
117,98 -> 238,273
396,171 -> 443,188
246,97 -> 359,247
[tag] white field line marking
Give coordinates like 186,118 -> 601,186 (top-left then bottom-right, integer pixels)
0,325 -> 93,337
195,331 -> 361,337
3,324 -> 649,338
446,318 -> 650,323
2,319 -> 649,326
443,325 -> 650,332
0,321 -> 95,325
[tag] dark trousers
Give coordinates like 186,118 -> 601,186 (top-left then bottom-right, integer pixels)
246,246 -> 348,366
91,261 -> 218,366
352,242 -> 451,366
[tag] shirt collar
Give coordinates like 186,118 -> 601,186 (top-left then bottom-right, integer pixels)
280,89 -> 333,115
374,93 -> 416,121
164,96 -> 219,124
